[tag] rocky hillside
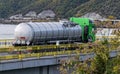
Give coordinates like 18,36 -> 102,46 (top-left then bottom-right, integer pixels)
0,0 -> 120,18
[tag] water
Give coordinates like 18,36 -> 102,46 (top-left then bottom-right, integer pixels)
0,24 -> 116,48
0,24 -> 16,39
0,24 -> 115,39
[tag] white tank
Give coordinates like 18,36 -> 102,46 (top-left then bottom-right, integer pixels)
14,22 -> 82,45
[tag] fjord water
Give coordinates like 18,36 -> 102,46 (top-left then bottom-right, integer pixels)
0,24 -> 16,39
0,24 -> 114,39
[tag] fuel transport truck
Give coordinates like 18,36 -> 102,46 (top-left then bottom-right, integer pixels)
13,17 -> 96,46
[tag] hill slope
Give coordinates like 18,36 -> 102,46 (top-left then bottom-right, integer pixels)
75,0 -> 120,18
0,0 -> 120,18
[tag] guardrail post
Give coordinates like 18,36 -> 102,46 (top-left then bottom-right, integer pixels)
18,49 -> 23,60
18,54 -> 22,60
37,53 -> 40,58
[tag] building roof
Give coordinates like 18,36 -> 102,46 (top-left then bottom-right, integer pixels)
25,11 -> 37,17
38,10 -> 55,18
9,14 -> 23,19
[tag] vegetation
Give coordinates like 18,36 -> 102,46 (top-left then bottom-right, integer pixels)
0,0 -> 120,18
59,39 -> 120,74
59,23 -> 120,74
0,0 -> 89,18
94,16 -> 120,28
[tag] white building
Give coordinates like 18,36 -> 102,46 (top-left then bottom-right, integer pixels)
9,14 -> 23,20
38,10 -> 55,19
24,11 -> 37,19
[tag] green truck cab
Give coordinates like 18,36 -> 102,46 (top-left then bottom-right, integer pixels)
70,17 -> 96,42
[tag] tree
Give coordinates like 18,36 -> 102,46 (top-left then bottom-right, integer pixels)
59,24 -> 120,74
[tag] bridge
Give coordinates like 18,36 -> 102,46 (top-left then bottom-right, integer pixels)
0,34 -> 120,74
0,50 -> 119,74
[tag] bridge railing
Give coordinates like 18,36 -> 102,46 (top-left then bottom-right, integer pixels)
0,36 -> 120,61
0,49 -> 120,62
0,39 -> 14,48
0,50 -> 76,61
0,43 -> 119,61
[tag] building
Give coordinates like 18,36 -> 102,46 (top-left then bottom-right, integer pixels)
38,10 -> 56,19
9,14 -> 23,20
24,11 -> 37,19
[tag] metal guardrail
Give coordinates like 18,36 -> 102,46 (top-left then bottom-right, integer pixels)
0,41 -> 119,61
0,43 -> 77,52
0,50 -> 120,62
0,50 -> 75,61
0,36 -> 120,61
0,43 -> 78,61
0,39 -> 14,47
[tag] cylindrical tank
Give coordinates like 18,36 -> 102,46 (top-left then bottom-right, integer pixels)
14,22 -> 82,45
